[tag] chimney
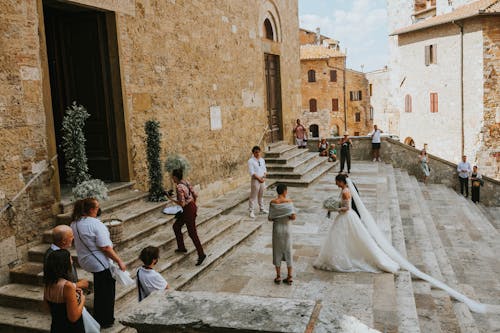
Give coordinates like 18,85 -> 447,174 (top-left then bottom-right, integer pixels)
315,27 -> 321,45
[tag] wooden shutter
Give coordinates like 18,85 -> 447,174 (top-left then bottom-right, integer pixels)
332,98 -> 339,111
405,94 -> 412,113
425,45 -> 430,66
350,91 -> 353,101
310,99 -> 317,112
430,93 -> 438,113
431,44 -> 437,64
330,70 -> 337,82
359,91 -> 362,101
308,70 -> 316,82
355,112 -> 361,122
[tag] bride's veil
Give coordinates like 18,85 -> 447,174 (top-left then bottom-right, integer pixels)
346,178 -> 498,313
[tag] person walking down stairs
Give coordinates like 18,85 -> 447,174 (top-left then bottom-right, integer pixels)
248,145 -> 268,218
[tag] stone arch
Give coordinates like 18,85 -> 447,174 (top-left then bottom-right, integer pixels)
259,0 -> 282,42
331,124 -> 340,136
404,137 -> 415,147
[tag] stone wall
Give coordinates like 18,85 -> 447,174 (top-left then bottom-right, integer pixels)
307,137 -> 500,206
0,0 -> 301,283
477,17 -> 500,181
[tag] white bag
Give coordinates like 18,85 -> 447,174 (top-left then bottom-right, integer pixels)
162,205 -> 183,215
109,260 -> 135,286
82,307 -> 100,333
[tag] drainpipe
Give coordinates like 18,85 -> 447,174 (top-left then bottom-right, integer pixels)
343,54 -> 347,131
453,20 -> 464,156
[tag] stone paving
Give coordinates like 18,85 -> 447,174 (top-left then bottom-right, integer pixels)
185,162 -> 399,332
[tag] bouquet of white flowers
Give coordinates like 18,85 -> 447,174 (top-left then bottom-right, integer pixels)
72,179 -> 109,201
323,196 -> 341,218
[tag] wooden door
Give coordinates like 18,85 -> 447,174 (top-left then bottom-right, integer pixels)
264,54 -> 283,142
44,5 -> 119,182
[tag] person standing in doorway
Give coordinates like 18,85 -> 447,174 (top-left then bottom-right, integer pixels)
248,146 -> 268,218
457,155 -> 471,197
370,125 -> 383,162
339,132 -> 352,173
293,119 -> 307,148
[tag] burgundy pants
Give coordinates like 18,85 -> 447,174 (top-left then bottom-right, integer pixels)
173,201 -> 205,257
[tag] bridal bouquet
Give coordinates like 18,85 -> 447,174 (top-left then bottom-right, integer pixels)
323,196 -> 341,211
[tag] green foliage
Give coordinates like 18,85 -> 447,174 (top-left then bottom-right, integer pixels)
164,154 -> 191,174
61,102 -> 91,184
145,120 -> 166,202
72,179 -> 109,201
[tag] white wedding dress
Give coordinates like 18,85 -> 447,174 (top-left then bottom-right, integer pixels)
314,188 -> 399,273
314,179 -> 500,314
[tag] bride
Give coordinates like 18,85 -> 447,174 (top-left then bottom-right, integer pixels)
314,174 -> 499,314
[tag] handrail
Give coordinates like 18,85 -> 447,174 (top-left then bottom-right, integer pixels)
257,126 -> 271,148
0,154 -> 58,216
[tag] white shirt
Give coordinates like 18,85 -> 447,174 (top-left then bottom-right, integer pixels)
457,161 -> 471,178
71,217 -> 112,273
136,267 -> 168,301
371,129 -> 382,143
248,156 -> 267,178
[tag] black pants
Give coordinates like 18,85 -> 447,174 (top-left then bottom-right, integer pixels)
459,177 -> 469,197
340,150 -> 351,172
93,269 -> 115,327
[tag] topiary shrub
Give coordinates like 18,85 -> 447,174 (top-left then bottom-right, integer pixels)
145,120 -> 166,202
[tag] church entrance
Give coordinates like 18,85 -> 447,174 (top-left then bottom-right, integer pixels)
43,1 -> 127,183
264,54 -> 283,143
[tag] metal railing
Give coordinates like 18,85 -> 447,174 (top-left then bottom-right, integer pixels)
0,154 -> 58,217
257,126 -> 271,148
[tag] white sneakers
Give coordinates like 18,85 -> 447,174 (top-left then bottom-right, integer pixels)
249,209 -> 268,218
249,211 -> 256,218
373,158 -> 377,162
373,158 -> 382,162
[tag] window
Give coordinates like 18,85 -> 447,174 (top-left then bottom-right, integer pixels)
370,106 -> 374,120
405,94 -> 412,113
430,93 -> 438,113
330,70 -> 337,82
309,98 -> 317,112
332,98 -> 339,111
350,91 -> 362,101
354,131 -> 360,136
309,124 -> 319,138
369,84 -> 373,96
264,19 -> 274,40
355,112 -> 361,122
308,70 -> 316,82
425,44 -> 437,65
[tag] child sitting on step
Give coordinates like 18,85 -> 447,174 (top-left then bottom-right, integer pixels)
137,246 -> 169,302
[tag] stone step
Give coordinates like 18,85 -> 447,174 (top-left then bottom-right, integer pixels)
56,189 -> 149,224
9,261 -> 93,287
267,155 -> 329,179
264,146 -> 309,164
59,181 -> 136,214
273,159 -> 336,187
264,143 -> 298,158
45,199 -> 167,243
475,203 -> 500,231
266,151 -> 319,172
385,167 -> 421,333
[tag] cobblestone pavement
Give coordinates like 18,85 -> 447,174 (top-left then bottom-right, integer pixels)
186,162 -> 399,331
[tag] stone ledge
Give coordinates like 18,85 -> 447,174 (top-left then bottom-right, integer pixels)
120,291 -> 380,333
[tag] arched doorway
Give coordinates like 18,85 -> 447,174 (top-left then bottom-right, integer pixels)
309,124 -> 319,138
331,124 -> 339,136
404,137 -> 415,147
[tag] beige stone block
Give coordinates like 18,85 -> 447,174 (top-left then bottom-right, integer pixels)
20,66 -> 40,81
132,93 -> 152,112
0,236 -> 17,266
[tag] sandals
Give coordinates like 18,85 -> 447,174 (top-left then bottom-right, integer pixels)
283,276 -> 293,285
274,277 -> 281,284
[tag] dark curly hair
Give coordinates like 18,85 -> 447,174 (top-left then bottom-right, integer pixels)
335,174 -> 347,184
44,249 -> 74,286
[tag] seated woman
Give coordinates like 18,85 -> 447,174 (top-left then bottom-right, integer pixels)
44,249 -> 85,333
328,143 -> 337,162
318,138 -> 328,156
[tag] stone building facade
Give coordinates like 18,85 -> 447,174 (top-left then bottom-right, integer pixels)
0,0 -> 300,283
387,0 -> 500,179
299,29 -> 372,139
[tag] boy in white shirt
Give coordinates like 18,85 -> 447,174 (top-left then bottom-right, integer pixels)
136,246 -> 169,301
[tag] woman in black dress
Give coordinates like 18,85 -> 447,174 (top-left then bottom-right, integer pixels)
44,249 -> 85,333
470,165 -> 483,203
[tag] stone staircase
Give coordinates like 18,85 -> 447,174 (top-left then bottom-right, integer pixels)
0,182 -> 263,333
181,161 -> 499,333
265,142 -> 336,186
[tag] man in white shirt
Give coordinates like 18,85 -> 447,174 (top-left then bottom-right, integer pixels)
457,155 -> 472,197
248,146 -> 268,218
369,125 -> 383,162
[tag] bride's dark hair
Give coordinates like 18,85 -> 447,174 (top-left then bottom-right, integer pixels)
335,174 -> 347,184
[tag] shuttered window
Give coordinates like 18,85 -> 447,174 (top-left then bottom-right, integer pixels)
425,44 -> 437,66
330,70 -> 337,82
430,93 -> 438,113
405,94 -> 412,113
355,112 -> 361,122
332,98 -> 339,111
308,70 -> 316,82
350,91 -> 362,101
309,98 -> 317,112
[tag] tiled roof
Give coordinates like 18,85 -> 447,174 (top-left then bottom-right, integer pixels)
391,0 -> 500,35
300,45 -> 345,60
